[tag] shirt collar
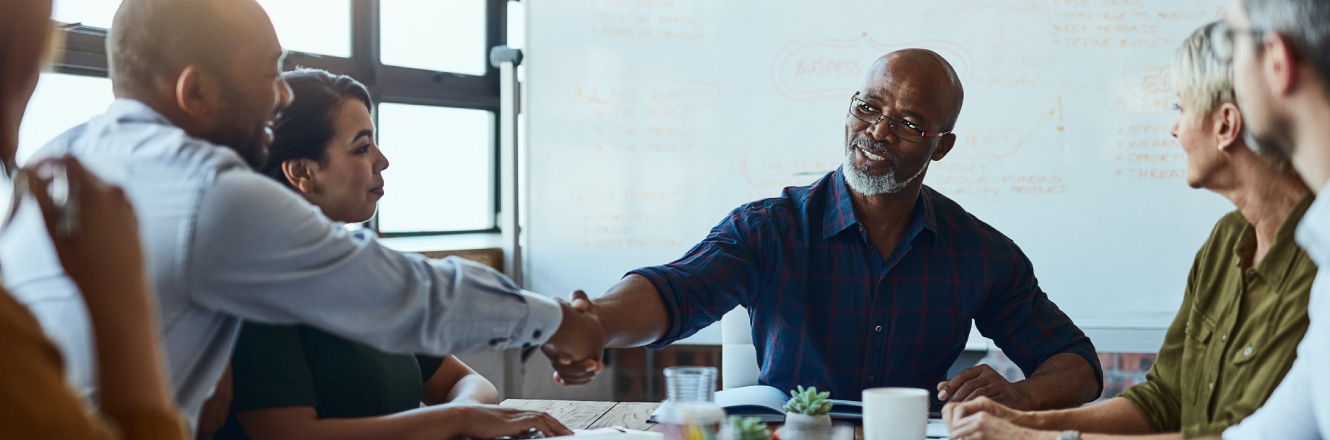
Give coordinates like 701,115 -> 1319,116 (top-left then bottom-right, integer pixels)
822,166 -> 939,243
1296,185 -> 1330,269
106,98 -> 174,125
1242,194 -> 1315,288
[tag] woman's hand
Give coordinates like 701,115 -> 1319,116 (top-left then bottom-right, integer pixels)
22,156 -> 149,301
446,404 -> 574,439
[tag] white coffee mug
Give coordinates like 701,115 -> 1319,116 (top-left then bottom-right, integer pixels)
862,387 -> 929,440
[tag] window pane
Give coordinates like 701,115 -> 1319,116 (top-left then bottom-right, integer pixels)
52,0 -> 120,28
381,0 -> 488,75
256,0 -> 351,57
18,74 -> 115,166
376,103 -> 495,233
51,0 -> 350,57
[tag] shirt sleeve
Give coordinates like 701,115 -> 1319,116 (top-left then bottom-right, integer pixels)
974,239 -> 1103,395
630,204 -> 772,348
227,323 -> 318,412
0,293 -> 187,440
187,171 -> 563,356
416,355 -> 447,384
1119,257 -> 1197,433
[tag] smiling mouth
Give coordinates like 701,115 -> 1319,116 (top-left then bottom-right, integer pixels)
861,148 -> 886,161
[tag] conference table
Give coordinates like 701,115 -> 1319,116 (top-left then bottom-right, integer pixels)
498,400 -> 874,440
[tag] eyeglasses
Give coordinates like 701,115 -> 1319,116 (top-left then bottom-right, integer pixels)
1210,21 -> 1266,63
848,92 -> 950,143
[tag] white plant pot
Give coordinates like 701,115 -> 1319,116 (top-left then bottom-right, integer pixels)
783,413 -> 832,428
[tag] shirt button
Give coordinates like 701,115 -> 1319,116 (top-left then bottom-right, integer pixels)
532,329 -> 543,339
868,375 -> 876,382
1209,382 -> 1215,390
488,337 -> 507,347
1221,334 -> 1227,342
1244,346 -> 1253,356
1246,269 -> 1258,278
874,325 -> 883,333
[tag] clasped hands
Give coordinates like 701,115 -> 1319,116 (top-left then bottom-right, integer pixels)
540,290 -> 608,386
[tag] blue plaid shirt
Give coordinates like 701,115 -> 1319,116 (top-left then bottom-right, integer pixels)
633,167 -> 1101,403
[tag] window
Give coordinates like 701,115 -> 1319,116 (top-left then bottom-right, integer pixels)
52,0 -> 119,29
380,0 -> 489,75
257,0 -> 353,57
18,74 -> 115,166
52,0 -> 355,58
377,104 -> 495,233
44,0 -> 507,236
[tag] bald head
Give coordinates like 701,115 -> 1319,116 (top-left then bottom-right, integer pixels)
108,0 -> 271,98
865,49 -> 964,131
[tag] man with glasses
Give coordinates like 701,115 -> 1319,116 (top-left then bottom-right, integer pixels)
1202,0 -> 1330,439
544,49 -> 1103,411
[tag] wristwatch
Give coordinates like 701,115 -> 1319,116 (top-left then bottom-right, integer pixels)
1056,430 -> 1082,440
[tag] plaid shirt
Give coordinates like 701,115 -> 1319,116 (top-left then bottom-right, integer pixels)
633,167 -> 1101,403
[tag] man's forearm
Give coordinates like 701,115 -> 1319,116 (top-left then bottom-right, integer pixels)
596,274 -> 671,348
1016,353 -> 1101,410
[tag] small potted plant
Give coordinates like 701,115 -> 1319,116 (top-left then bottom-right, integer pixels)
783,385 -> 832,428
728,416 -> 772,440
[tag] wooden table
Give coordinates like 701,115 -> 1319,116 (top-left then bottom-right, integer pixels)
500,400 -> 870,439
501,400 -> 665,432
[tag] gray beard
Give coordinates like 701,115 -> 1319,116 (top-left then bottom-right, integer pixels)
842,147 -> 928,196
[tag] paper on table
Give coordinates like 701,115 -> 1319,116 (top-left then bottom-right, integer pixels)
927,419 -> 948,439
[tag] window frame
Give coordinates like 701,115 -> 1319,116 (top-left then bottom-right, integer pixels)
48,0 -> 508,237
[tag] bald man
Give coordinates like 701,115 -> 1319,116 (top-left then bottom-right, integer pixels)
548,50 -> 1103,411
0,0 -> 596,434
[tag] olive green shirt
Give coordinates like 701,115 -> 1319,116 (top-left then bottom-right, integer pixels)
1120,197 -> 1315,438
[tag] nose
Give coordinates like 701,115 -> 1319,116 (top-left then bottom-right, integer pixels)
866,117 -> 898,143
1169,119 -> 1179,139
276,77 -> 294,111
373,143 -> 389,172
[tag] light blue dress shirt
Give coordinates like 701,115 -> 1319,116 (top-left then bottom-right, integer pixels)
0,99 -> 563,430
1223,185 -> 1330,440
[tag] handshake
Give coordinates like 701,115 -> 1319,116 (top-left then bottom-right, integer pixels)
540,290 -> 609,386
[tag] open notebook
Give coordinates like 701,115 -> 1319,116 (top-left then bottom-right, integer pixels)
648,386 -> 863,423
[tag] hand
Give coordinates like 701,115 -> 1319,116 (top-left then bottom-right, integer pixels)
541,290 -> 606,386
22,157 -> 149,301
449,404 -> 574,438
942,396 -> 1026,431
197,365 -> 234,436
937,364 -> 1034,409
945,406 -> 1054,440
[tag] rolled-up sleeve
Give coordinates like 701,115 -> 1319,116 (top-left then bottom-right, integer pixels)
976,240 -> 1102,394
1119,262 -> 1194,433
187,171 -> 563,356
630,205 -> 771,348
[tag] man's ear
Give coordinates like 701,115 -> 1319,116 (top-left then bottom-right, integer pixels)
931,133 -> 956,161
1263,33 -> 1303,98
1213,102 -> 1244,151
174,65 -> 222,118
282,159 -> 319,195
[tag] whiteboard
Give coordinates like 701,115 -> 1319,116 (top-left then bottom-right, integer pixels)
525,0 -> 1232,344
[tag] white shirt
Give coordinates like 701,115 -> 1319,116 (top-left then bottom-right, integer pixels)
1223,187 -> 1330,440
0,99 -> 563,429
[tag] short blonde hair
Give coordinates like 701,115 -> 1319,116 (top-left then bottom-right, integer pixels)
1172,21 -> 1236,123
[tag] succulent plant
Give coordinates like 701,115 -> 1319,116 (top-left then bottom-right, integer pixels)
783,386 -> 832,416
729,416 -> 772,440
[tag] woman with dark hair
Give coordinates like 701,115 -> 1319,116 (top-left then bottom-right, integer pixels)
216,68 -> 508,440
